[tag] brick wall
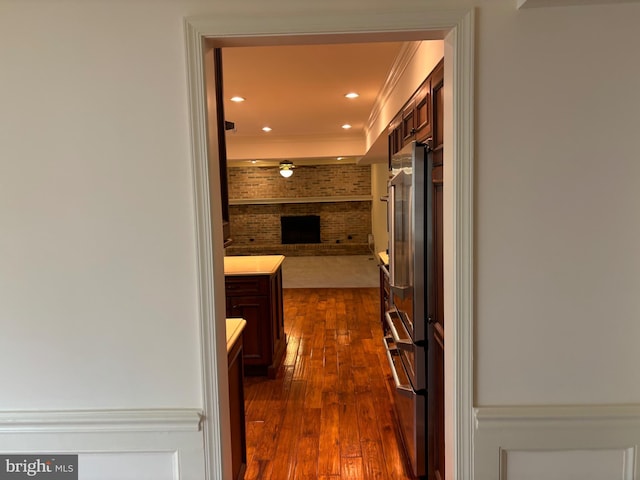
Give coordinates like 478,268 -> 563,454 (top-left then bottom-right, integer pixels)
228,163 -> 371,199
226,163 -> 373,256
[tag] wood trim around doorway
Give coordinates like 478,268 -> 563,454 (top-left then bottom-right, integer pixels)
184,7 -> 475,480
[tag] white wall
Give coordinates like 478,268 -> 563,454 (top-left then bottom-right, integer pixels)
472,5 -> 640,474
475,2 -> 640,406
0,0 -> 203,409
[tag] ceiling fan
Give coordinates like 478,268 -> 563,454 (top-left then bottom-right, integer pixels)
256,160 -> 317,178
278,160 -> 295,178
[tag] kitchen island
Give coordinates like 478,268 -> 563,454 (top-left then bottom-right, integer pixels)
224,255 -> 286,379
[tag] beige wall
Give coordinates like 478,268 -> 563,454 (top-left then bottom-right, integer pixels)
371,162 -> 390,256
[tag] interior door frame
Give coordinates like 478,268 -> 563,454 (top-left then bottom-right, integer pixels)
184,7 -> 475,480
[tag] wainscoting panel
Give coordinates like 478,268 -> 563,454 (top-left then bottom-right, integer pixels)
474,405 -> 640,480
0,409 -> 205,480
80,452 -> 177,480
503,448 -> 634,480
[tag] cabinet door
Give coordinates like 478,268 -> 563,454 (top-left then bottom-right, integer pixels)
227,338 -> 247,480
388,113 -> 403,163
212,48 -> 232,247
270,269 -> 284,346
401,99 -> 416,146
226,295 -> 272,366
379,266 -> 390,334
414,81 -> 431,142
431,59 -> 445,167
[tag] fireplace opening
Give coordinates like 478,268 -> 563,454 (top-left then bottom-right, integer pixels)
281,215 -> 320,244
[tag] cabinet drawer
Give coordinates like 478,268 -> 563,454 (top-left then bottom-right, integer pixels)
225,276 -> 269,295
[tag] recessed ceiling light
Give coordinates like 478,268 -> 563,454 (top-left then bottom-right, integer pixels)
337,157 -> 345,160
344,92 -> 359,99
262,126 -> 272,132
250,160 -> 258,164
341,124 -> 352,130
230,96 -> 245,102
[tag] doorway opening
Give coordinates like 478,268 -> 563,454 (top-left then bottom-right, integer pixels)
184,8 -> 474,480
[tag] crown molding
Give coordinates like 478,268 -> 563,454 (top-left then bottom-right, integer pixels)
366,41 -> 421,139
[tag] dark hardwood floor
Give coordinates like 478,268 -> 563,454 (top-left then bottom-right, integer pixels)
243,287 -> 415,480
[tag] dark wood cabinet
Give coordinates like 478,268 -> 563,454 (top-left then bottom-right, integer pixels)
388,112 -> 403,169
427,57 -> 445,480
431,58 -> 445,168
428,161 -> 445,480
414,80 -> 432,143
388,58 -> 443,159
379,265 -> 390,333
225,266 -> 285,379
204,46 -> 232,247
212,48 -> 232,247
401,98 -> 416,145
227,329 -> 247,480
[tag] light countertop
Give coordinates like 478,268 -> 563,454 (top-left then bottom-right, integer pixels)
226,318 -> 247,353
224,255 -> 285,276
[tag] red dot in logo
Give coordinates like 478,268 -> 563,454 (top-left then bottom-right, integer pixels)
46,461 -> 51,465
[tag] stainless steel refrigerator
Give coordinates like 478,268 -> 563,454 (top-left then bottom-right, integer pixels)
383,140 -> 432,478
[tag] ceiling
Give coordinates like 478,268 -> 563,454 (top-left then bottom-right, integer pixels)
220,42 -> 406,167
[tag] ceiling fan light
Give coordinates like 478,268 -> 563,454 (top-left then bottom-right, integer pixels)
279,160 -> 294,178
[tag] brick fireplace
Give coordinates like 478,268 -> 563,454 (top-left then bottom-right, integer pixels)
225,163 -> 373,256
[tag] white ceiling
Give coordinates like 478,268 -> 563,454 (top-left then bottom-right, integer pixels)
220,42 -> 406,166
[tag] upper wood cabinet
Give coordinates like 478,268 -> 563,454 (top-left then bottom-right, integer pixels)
212,48 -> 232,247
388,58 -> 443,160
414,80 -> 432,143
430,58 -> 445,166
388,112 -> 403,166
401,98 -> 416,145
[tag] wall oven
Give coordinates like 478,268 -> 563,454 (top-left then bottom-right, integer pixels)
382,140 -> 432,478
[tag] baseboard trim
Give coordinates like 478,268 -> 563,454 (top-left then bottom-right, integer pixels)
0,408 -> 203,433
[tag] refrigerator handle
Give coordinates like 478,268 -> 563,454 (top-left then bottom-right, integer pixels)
385,310 -> 413,347
383,336 -> 416,397
388,182 -> 396,287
